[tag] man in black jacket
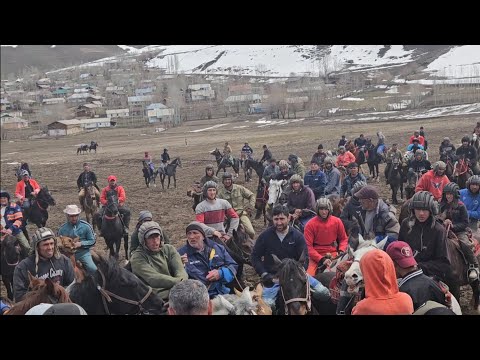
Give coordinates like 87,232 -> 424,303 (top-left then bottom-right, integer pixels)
456,136 -> 480,174
77,162 -> 100,208
260,144 -> 273,165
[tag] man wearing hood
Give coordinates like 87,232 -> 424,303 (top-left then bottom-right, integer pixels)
439,137 -> 456,162
287,174 -> 316,229
340,181 -> 367,222
130,221 -> 187,301
200,164 -> 219,186
351,249 -> 414,315
288,154 -> 306,178
13,227 -> 74,302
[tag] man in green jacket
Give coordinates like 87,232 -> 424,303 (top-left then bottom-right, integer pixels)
130,221 -> 187,301
217,172 -> 256,238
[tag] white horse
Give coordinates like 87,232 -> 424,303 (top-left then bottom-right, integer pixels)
211,287 -> 258,315
267,179 -> 288,206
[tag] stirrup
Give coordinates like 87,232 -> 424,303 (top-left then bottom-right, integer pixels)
467,265 -> 479,282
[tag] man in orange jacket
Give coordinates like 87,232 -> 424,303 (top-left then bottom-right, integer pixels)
15,170 -> 41,213
415,161 -> 450,201
100,175 -> 131,235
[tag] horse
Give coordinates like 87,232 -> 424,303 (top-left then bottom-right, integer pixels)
210,148 -> 240,177
387,157 -> 404,204
444,226 -> 480,312
23,186 -> 56,230
444,156 -> 456,181
453,157 -> 472,189
82,182 -> 99,228
142,160 -> 157,188
240,152 -> 254,182
244,158 -> 265,184
6,272 -> 72,315
354,146 -> 367,174
211,287 -> 259,315
266,179 -> 289,225
68,253 -> 166,315
159,157 -> 182,189
254,180 -> 269,225
472,133 -> 480,159
365,142 -> 381,180
0,235 -> 24,300
326,194 -> 347,217
94,193 -> 126,259
77,144 -> 89,155
89,141 -> 99,153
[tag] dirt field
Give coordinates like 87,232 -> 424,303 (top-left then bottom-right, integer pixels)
2,113 -> 479,314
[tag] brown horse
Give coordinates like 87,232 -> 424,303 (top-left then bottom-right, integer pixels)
7,272 -> 72,315
82,183 -> 99,228
453,158 -> 472,189
327,194 -> 347,217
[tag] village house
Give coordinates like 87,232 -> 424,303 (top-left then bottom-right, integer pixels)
146,103 -> 175,123
106,108 -> 129,118
47,119 -> 83,136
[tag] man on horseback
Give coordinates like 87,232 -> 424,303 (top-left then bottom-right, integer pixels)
460,175 -> 480,231
304,160 -> 326,200
100,175 -> 131,236
251,204 -> 330,310
415,161 -> 450,201
456,136 -> 480,175
354,134 -> 367,148
340,180 -> 367,221
260,144 -> 273,166
304,198 -> 348,276
241,142 -> 253,159
57,204 -> 97,275
407,138 -> 424,154
324,157 -> 341,196
15,170 -> 40,215
286,174 -> 316,229
195,181 -> 239,242
217,172 -> 256,239
398,191 -> 450,282
409,130 -> 425,147
12,227 -> 74,302
338,135 -> 347,148
161,148 -> 170,165
340,162 -> 366,198
385,143 -> 404,185
275,160 -> 294,181
437,182 -> 479,281
77,162 -> 100,210
311,144 -> 327,168
130,221 -> 188,301
288,154 -> 306,178
223,141 -> 234,167
200,165 -> 219,186
335,146 -> 355,169
262,158 -> 279,183
1,190 -> 30,257
407,149 -> 431,187
439,137 -> 457,162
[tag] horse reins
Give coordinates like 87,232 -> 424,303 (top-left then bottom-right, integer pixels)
280,267 -> 311,315
96,268 -> 153,315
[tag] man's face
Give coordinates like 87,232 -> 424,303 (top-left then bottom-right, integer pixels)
23,175 -> 29,182
84,165 -> 90,172
414,132 -> 419,137
414,209 -> 430,222
360,135 -> 364,139
0,196 -> 8,206
415,154 -> 422,161
325,162 -> 332,170
206,188 -> 216,200
339,148 -> 345,154
223,178 -> 232,188
145,233 -> 162,252
469,184 -> 480,194
359,198 -> 376,211
310,163 -> 320,172
463,141 -> 469,147
281,167 -> 288,174
187,230 -> 205,250
273,214 -> 288,232
68,214 -> 79,225
270,161 -> 276,168
206,168 -> 214,176
318,208 -> 329,219
392,145 -> 398,151
38,238 -> 55,259
109,180 -> 116,187
349,167 -> 358,177
445,193 -> 454,203
292,182 -> 301,191
436,168 -> 445,176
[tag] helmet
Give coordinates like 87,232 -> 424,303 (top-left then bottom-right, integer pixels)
278,160 -> 289,169
138,221 -> 162,246
289,174 -> 303,186
338,146 -> 346,151
288,154 -> 298,162
415,149 -> 425,158
0,189 -> 10,201
203,181 -> 218,197
433,161 -> 447,172
20,169 -> 29,177
315,198 -> 333,214
352,180 -> 368,195
462,136 -> 470,143
138,210 -> 153,223
32,227 -> 56,249
222,172 -> 233,180
409,191 -> 438,215
466,175 -> 480,188
442,182 -> 460,199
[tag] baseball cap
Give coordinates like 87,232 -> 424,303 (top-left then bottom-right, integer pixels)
386,241 -> 417,268
107,175 -> 117,182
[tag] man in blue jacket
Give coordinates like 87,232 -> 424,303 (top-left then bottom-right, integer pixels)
304,160 -> 326,200
1,190 -> 30,257
460,175 -> 480,231
57,204 -> 97,275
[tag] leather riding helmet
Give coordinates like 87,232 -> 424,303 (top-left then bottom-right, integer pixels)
0,189 -> 10,201
138,221 -> 162,246
466,175 -> 480,188
137,210 -> 153,223
222,172 -> 233,180
203,180 -> 218,197
462,136 -> 470,143
442,182 -> 460,199
433,161 -> 446,172
409,191 -> 438,215
32,227 -> 56,248
352,180 -> 368,195
315,197 -> 333,214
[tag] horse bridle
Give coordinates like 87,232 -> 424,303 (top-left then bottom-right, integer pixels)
279,267 -> 311,315
225,233 -> 251,265
96,268 -> 153,315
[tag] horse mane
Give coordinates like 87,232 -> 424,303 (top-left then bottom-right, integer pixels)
277,258 -> 305,283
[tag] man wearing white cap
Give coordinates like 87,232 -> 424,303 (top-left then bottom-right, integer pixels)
58,204 -> 97,274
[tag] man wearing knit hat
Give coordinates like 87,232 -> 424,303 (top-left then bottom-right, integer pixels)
354,185 -> 399,244
178,222 -> 238,298
340,162 -> 366,198
99,175 -> 131,235
13,227 -> 74,302
130,221 -> 187,301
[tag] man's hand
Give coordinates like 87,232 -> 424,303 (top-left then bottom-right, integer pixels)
221,234 -> 231,242
443,219 -> 453,227
74,241 -> 82,249
245,208 -> 253,217
206,269 -> 221,282
212,230 -> 223,239
180,254 -> 188,265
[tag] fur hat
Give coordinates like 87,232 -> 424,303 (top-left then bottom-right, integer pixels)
289,174 -> 304,186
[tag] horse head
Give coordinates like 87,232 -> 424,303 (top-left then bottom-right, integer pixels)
105,192 -> 119,215
1,235 -> 21,265
272,254 -> 311,315
37,186 -> 56,206
173,157 -> 182,168
344,235 -> 388,294
56,236 -> 78,257
268,179 -> 287,205
228,225 -> 254,265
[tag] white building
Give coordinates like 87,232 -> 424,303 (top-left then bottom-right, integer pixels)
106,108 -> 129,118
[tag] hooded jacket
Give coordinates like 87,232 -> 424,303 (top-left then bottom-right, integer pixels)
438,200 -> 469,234
335,151 -> 355,167
351,249 -> 414,315
415,170 -> 450,201
459,188 -> 480,221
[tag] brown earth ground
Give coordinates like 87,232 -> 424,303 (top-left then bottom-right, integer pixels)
1,113 -> 479,314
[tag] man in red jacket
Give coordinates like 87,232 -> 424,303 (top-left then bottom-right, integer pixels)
100,175 -> 131,235
304,197 -> 348,276
409,130 -> 425,147
415,161 -> 450,201
15,170 -> 41,213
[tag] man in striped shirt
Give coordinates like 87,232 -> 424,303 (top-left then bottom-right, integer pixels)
195,181 -> 239,242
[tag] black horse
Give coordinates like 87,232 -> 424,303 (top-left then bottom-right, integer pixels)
0,235 -> 24,300
69,254 -> 166,315
254,180 -> 268,225
89,141 -> 99,153
387,158 -> 404,204
22,186 -> 56,232
142,160 -> 157,188
210,149 -> 240,177
159,157 -> 182,189
366,142 -> 381,179
77,144 -> 89,155
94,193 -> 127,259
244,158 -> 266,184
